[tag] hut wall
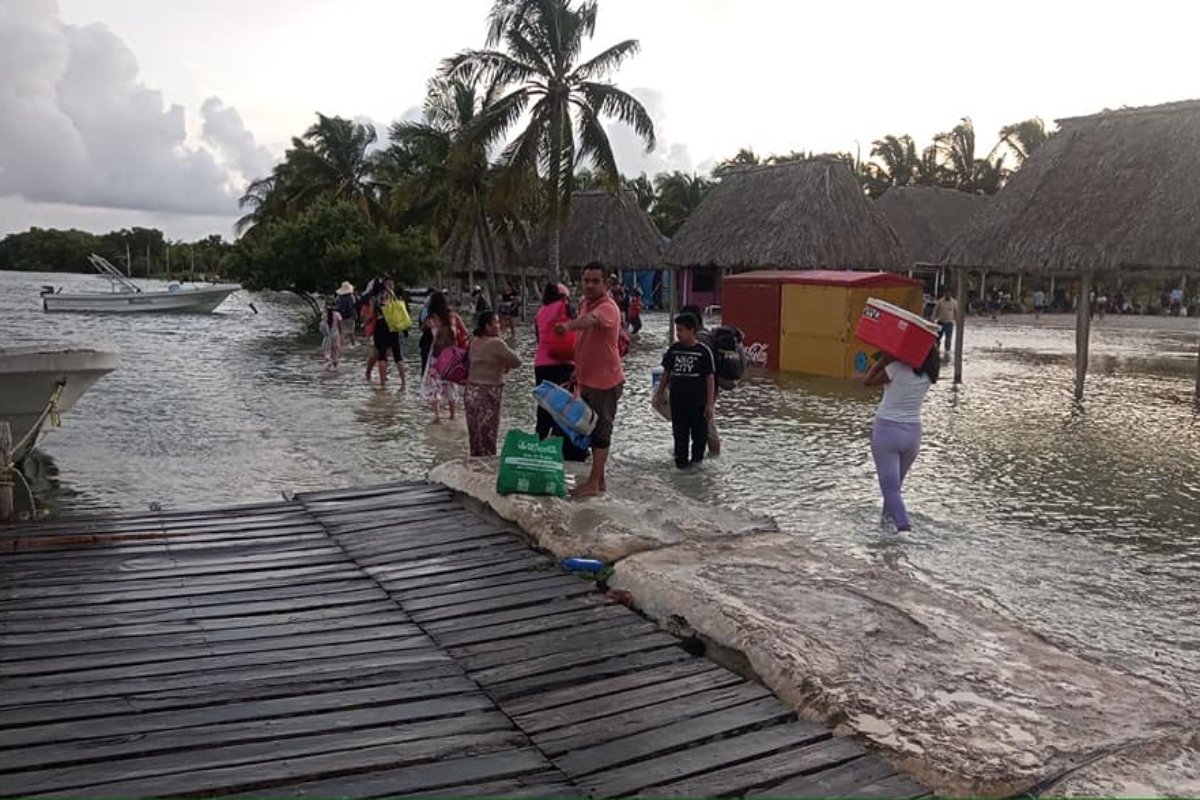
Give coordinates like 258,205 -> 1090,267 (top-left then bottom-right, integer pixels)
682,267 -> 722,311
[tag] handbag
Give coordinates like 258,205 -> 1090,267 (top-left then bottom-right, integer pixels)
434,345 -> 469,384
382,298 -> 412,332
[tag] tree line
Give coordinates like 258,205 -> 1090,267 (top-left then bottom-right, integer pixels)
0,226 -> 232,277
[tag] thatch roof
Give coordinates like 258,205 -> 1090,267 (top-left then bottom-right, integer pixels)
663,157 -> 909,270
531,189 -> 662,270
944,99 -> 1200,274
875,186 -> 989,265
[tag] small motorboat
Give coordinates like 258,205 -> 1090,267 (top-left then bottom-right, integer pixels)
40,254 -> 241,314
0,346 -> 119,457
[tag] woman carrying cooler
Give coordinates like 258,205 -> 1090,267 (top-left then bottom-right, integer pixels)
860,346 -> 939,533
464,311 -> 522,456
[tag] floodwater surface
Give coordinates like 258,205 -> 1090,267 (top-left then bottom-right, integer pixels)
6,269 -> 1200,699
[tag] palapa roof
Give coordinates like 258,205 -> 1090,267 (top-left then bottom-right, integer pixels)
944,99 -> 1200,274
875,186 -> 989,264
531,189 -> 662,270
663,157 -> 909,270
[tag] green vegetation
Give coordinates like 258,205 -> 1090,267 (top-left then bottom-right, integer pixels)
0,227 -> 231,277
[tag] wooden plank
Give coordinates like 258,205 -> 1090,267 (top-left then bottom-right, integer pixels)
458,623 -> 670,673
1,612 -> 414,660
420,595 -> 609,635
639,735 -> 869,797
0,531 -> 331,568
446,614 -> 655,662
0,673 -> 478,748
1,623 -> 424,677
503,659 -> 720,717
3,649 -> 451,707
402,574 -> 589,613
556,697 -> 805,778
4,694 -> 498,773
351,537 -> 529,568
575,720 -> 831,798
515,666 -> 746,733
0,661 -> 467,729
384,557 -> 554,595
327,509 -> 490,538
436,604 -> 625,649
0,593 -> 393,634
225,749 -> 555,799
535,683 -> 775,755
411,581 -> 599,624
0,571 -> 375,612
404,774 -> 585,799
468,633 -> 676,685
368,552 -> 547,586
852,772 -> 929,798
296,480 -> 436,503
2,635 -> 437,688
0,600 -> 401,643
747,753 -> 898,798
488,647 -> 693,701
9,718 -> 522,796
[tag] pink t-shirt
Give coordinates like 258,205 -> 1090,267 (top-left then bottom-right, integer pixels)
575,294 -> 624,390
535,300 -> 572,367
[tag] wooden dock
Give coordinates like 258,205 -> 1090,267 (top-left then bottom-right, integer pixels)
0,482 -> 928,798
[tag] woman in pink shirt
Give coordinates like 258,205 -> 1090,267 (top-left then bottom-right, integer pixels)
534,283 -> 588,461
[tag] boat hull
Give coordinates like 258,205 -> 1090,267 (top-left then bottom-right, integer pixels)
41,285 -> 241,314
0,347 -> 120,454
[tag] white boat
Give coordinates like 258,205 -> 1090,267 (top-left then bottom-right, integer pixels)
40,254 -> 241,314
0,346 -> 119,456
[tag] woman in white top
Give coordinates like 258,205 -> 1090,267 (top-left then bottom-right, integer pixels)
861,346 -> 940,532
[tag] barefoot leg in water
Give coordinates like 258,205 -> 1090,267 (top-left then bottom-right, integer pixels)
572,447 -> 608,497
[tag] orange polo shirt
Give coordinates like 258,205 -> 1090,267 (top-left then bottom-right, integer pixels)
574,294 -> 624,390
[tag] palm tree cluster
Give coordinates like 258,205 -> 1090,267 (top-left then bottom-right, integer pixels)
237,0 -> 657,286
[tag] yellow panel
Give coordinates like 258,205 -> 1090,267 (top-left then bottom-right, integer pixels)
780,284 -> 849,339
780,332 -> 853,377
845,286 -> 927,377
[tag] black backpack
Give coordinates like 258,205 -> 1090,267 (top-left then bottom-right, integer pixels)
699,325 -> 748,390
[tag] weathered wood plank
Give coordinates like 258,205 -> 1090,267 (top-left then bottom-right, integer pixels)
351,537 -> 530,568
488,647 -> 693,701
639,735 -> 869,797
514,666 -> 746,734
435,603 -> 624,649
747,753 -> 898,798
502,658 -> 720,717
368,552 -> 547,586
1,623 -> 424,677
411,581 -> 599,624
11,719 -> 522,796
556,697 -> 807,778
0,662 -> 467,729
575,720 -> 831,797
402,574 -> 589,613
225,749 -> 556,799
446,614 -> 655,661
535,683 -> 776,755
386,558 -> 554,596
468,632 -> 676,685
0,673 -> 477,748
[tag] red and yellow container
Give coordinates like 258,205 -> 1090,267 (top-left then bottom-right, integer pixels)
854,298 -> 940,368
722,270 -> 926,378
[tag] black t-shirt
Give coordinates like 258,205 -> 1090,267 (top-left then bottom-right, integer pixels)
662,341 -> 715,408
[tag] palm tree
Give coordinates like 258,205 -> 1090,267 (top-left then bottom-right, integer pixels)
625,173 -> 655,212
933,117 -> 1008,195
867,135 -> 919,196
447,0 -> 656,278
652,171 -> 712,236
285,114 -> 384,221
999,117 -> 1051,165
713,147 -> 761,176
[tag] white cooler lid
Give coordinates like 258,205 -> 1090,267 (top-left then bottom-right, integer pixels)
865,298 -> 940,335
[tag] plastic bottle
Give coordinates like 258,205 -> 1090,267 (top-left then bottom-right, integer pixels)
561,557 -> 605,573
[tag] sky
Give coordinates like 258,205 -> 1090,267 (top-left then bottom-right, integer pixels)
2,0 -> 1198,241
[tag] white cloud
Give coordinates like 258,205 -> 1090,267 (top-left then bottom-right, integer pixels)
201,97 -> 276,183
605,87 -> 693,179
0,0 -> 265,217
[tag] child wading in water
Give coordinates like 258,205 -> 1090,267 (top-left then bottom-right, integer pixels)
654,313 -> 715,468
320,305 -> 342,370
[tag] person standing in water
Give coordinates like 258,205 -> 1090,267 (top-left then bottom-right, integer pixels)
680,304 -> 722,455
932,288 -> 957,355
554,262 -> 623,497
464,310 -> 521,456
654,313 -> 715,468
320,304 -> 343,371
534,282 -> 587,462
861,346 -> 940,533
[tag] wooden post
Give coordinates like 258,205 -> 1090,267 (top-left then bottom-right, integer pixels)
953,267 -> 966,384
669,265 -> 680,343
0,422 -> 13,524
1016,271 -> 1024,306
1075,270 -> 1093,401
1049,275 -> 1057,310
980,270 -> 987,312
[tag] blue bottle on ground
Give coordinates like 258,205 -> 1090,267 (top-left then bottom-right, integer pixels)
561,557 -> 605,573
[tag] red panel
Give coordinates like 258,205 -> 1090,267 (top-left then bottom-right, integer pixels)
722,279 -> 780,371
726,270 -> 923,289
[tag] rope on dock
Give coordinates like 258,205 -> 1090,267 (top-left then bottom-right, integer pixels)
2,380 -> 66,519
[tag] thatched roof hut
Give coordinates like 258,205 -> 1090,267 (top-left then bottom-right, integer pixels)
530,189 -> 662,270
875,186 -> 989,265
944,99 -> 1200,274
664,157 -> 908,270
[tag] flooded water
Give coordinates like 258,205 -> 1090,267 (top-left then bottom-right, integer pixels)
6,269 -> 1200,699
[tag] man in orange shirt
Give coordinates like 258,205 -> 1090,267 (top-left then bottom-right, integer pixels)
555,262 -> 624,497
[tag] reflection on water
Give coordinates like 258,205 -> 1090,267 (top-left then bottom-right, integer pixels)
5,268 -> 1200,697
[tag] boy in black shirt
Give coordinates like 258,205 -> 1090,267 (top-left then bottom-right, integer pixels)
654,313 -> 715,468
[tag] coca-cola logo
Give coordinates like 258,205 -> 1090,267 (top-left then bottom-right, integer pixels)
745,341 -> 769,367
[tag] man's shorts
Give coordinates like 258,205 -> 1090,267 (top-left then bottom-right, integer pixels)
580,382 -> 624,449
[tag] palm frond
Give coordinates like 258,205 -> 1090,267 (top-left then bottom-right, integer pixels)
444,49 -> 542,89
570,39 -> 641,82
579,82 -> 656,151
575,105 -> 620,180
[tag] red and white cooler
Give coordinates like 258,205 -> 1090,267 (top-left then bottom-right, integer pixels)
854,298 -> 940,368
